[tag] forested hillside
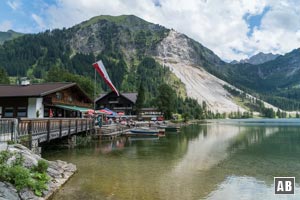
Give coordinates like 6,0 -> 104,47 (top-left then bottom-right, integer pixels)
0,30 -> 24,44
1,14 -> 300,112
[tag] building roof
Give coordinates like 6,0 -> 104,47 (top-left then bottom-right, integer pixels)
122,93 -> 138,103
95,92 -> 138,103
0,82 -> 78,98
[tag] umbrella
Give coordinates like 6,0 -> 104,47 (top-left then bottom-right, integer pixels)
99,109 -> 112,115
117,112 -> 125,116
87,109 -> 95,115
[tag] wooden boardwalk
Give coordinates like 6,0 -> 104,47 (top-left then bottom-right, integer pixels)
0,118 -> 94,150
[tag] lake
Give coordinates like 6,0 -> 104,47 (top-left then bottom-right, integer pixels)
43,119 -> 300,200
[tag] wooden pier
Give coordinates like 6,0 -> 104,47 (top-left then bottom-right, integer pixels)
0,118 -> 94,153
95,124 -> 130,140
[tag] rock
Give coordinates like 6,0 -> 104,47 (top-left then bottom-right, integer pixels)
19,188 -> 42,200
0,143 -> 7,151
1,144 -> 77,200
62,163 -> 77,172
7,145 -> 41,168
12,144 -> 30,151
47,167 -> 62,179
0,182 -> 20,200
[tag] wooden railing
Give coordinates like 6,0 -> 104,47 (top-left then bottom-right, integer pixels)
0,118 -> 18,142
0,118 -> 94,144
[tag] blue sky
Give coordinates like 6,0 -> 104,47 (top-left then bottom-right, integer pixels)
0,0 -> 56,32
244,6 -> 271,37
1,0 -> 300,61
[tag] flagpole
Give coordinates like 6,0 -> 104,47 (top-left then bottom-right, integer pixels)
94,62 -> 96,110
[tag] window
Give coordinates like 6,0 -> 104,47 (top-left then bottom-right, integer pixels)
4,107 -> 14,118
17,106 -> 27,117
44,107 -> 49,117
56,92 -> 63,100
68,96 -> 73,102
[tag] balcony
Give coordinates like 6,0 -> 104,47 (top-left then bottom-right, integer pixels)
50,99 -> 92,108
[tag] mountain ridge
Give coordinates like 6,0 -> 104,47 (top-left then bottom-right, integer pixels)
0,14 -> 299,111
231,52 -> 280,65
0,30 -> 24,44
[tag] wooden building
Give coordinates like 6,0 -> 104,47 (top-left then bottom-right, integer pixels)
0,82 -> 93,118
95,92 -> 137,115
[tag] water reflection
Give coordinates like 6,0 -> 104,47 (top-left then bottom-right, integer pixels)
94,138 -> 126,154
43,121 -> 300,200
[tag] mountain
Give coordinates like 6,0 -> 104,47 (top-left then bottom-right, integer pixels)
0,30 -> 24,44
1,14 -> 298,112
216,48 -> 300,111
231,52 -> 279,65
0,15 -> 245,113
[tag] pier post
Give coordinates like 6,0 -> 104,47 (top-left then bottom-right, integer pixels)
31,139 -> 41,155
68,135 -> 76,148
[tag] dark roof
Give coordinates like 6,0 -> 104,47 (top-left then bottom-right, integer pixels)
122,93 -> 138,103
96,92 -> 138,103
0,83 -> 77,98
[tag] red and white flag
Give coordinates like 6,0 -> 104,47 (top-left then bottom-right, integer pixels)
93,60 -> 119,96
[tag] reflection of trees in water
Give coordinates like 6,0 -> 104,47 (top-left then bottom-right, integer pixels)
158,124 -> 300,200
122,124 -> 206,161
208,126 -> 300,187
226,126 -> 273,154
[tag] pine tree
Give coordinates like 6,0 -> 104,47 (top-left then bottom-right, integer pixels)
156,83 -> 176,119
135,83 -> 145,117
0,67 -> 10,84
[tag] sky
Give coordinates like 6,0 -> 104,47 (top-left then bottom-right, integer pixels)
1,0 -> 300,61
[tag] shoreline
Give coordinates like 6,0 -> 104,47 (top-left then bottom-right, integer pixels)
0,143 -> 77,200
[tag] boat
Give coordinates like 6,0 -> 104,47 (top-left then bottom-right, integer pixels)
130,127 -> 159,134
159,125 -> 180,132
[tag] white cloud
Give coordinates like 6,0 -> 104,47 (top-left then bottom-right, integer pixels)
7,0 -> 21,10
32,13 -> 46,30
39,0 -> 300,61
0,20 -> 13,31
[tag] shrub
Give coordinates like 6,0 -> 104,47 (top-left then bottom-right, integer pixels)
7,165 -> 31,191
11,153 -> 24,166
33,159 -> 49,173
30,172 -> 50,196
0,150 -> 50,196
0,150 -> 12,164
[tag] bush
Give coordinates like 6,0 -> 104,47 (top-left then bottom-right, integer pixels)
0,150 -> 12,164
0,150 -> 50,196
33,159 -> 49,173
30,172 -> 50,196
7,165 -> 31,190
11,153 -> 24,166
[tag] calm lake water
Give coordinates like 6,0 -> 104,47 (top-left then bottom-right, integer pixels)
43,119 -> 300,200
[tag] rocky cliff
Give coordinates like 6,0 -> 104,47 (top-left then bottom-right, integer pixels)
155,30 -> 244,113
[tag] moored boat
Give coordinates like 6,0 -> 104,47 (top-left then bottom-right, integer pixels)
159,126 -> 180,132
130,127 -> 159,134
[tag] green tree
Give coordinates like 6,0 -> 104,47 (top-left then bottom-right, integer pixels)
276,109 -> 281,118
156,83 -> 176,119
135,83 -> 145,116
0,67 -> 10,84
46,66 -> 95,98
182,113 -> 189,123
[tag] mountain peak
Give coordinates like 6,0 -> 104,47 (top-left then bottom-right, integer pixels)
233,52 -> 280,65
0,30 -> 24,44
78,15 -> 153,29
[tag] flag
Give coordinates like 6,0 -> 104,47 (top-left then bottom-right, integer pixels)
93,60 -> 119,96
